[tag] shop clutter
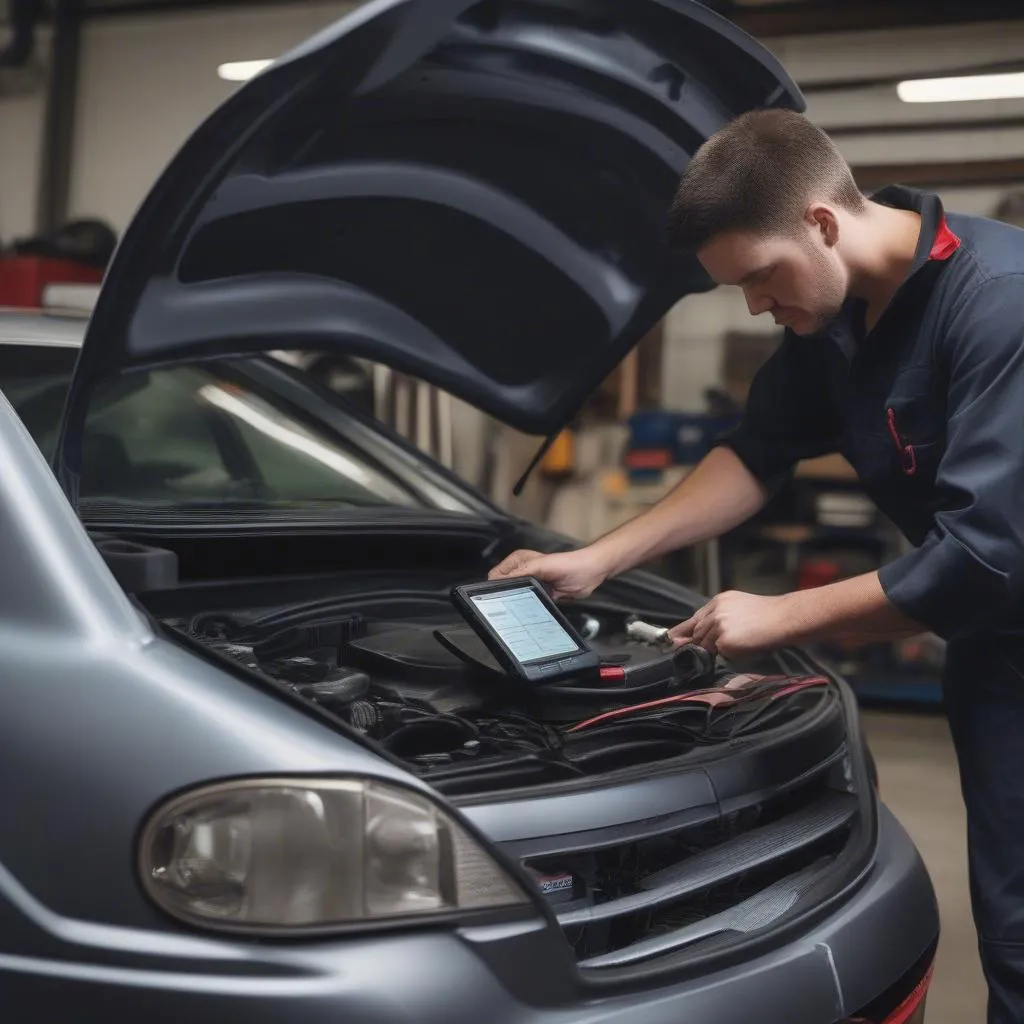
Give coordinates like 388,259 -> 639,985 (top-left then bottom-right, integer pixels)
0,219 -> 117,308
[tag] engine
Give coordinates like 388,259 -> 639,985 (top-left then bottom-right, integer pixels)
167,601 -> 832,795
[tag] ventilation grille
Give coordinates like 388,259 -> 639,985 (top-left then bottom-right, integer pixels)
522,768 -> 857,971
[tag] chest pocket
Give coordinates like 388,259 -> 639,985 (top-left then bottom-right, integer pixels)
844,365 -> 946,500
880,366 -> 946,484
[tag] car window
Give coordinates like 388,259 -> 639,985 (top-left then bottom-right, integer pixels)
0,345 -> 421,508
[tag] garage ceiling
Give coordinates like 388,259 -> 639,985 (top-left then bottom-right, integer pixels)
68,0 -> 1024,36
1,0 -> 1022,41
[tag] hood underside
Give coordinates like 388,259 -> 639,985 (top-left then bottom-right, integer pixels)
56,0 -> 802,496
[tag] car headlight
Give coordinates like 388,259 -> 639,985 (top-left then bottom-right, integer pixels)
139,777 -> 534,932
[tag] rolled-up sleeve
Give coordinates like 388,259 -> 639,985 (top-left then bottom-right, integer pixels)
879,274 -> 1024,639
721,332 -> 841,493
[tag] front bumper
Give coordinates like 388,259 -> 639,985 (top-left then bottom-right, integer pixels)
2,805 -> 938,1023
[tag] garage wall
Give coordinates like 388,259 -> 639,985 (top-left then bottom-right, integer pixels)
0,31 -> 50,242
67,1 -> 356,230
0,87 -> 44,241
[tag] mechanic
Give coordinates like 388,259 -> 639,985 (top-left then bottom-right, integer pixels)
491,109 -> 1024,1023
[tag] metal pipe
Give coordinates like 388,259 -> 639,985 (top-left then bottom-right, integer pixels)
36,0 -> 83,233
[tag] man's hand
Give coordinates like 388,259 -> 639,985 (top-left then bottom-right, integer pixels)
488,548 -> 609,602
668,591 -> 793,658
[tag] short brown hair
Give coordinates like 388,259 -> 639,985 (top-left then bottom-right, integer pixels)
668,109 -> 864,252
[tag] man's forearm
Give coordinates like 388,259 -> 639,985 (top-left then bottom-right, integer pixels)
776,571 -> 922,646
669,570 -> 925,659
588,447 -> 768,577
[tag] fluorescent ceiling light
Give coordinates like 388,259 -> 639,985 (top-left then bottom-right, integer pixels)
217,60 -> 273,83
897,71 -> 1024,103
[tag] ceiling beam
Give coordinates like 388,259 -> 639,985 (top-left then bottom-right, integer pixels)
730,0 -> 1024,37
853,158 -> 1024,190
73,0 -> 1024,30
826,115 -> 1024,139
802,59 -> 1024,96
81,0 -> 326,15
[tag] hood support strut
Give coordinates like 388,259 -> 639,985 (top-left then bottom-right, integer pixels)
513,430 -> 563,498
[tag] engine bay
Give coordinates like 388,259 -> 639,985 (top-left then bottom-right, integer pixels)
163,592 -> 834,796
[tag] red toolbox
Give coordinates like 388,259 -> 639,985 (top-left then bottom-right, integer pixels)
0,256 -> 103,308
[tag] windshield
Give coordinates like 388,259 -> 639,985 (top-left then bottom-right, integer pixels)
0,345 -> 422,509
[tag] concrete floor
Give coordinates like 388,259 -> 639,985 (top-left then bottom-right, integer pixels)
863,710 -> 986,1022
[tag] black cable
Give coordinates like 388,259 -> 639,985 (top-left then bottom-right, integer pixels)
720,685 -> 831,739
540,679 -> 679,701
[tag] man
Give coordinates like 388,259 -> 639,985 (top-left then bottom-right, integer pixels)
490,109 -> 1024,1022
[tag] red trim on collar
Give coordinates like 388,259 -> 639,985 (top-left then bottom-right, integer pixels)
929,215 -> 961,261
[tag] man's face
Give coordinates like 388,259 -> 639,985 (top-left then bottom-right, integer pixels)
697,226 -> 848,336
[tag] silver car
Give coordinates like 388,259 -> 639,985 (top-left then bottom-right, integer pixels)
0,2 -> 937,1022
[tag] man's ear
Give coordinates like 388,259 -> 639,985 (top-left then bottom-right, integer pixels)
806,203 -> 840,248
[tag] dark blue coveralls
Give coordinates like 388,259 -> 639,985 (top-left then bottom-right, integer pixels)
724,186 -> 1024,1023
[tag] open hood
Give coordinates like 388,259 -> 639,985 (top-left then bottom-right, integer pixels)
55,0 -> 802,499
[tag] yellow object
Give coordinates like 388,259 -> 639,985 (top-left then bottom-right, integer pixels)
541,429 -> 574,476
600,469 -> 629,497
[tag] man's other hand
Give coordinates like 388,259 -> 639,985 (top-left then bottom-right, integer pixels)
668,591 -> 793,659
488,548 -> 608,602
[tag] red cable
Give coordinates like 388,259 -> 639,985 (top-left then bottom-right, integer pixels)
568,693 -> 715,733
567,676 -> 828,733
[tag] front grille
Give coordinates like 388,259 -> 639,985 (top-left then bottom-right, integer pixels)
523,763 -> 857,970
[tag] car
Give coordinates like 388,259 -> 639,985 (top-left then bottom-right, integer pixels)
0,2 -> 937,1022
